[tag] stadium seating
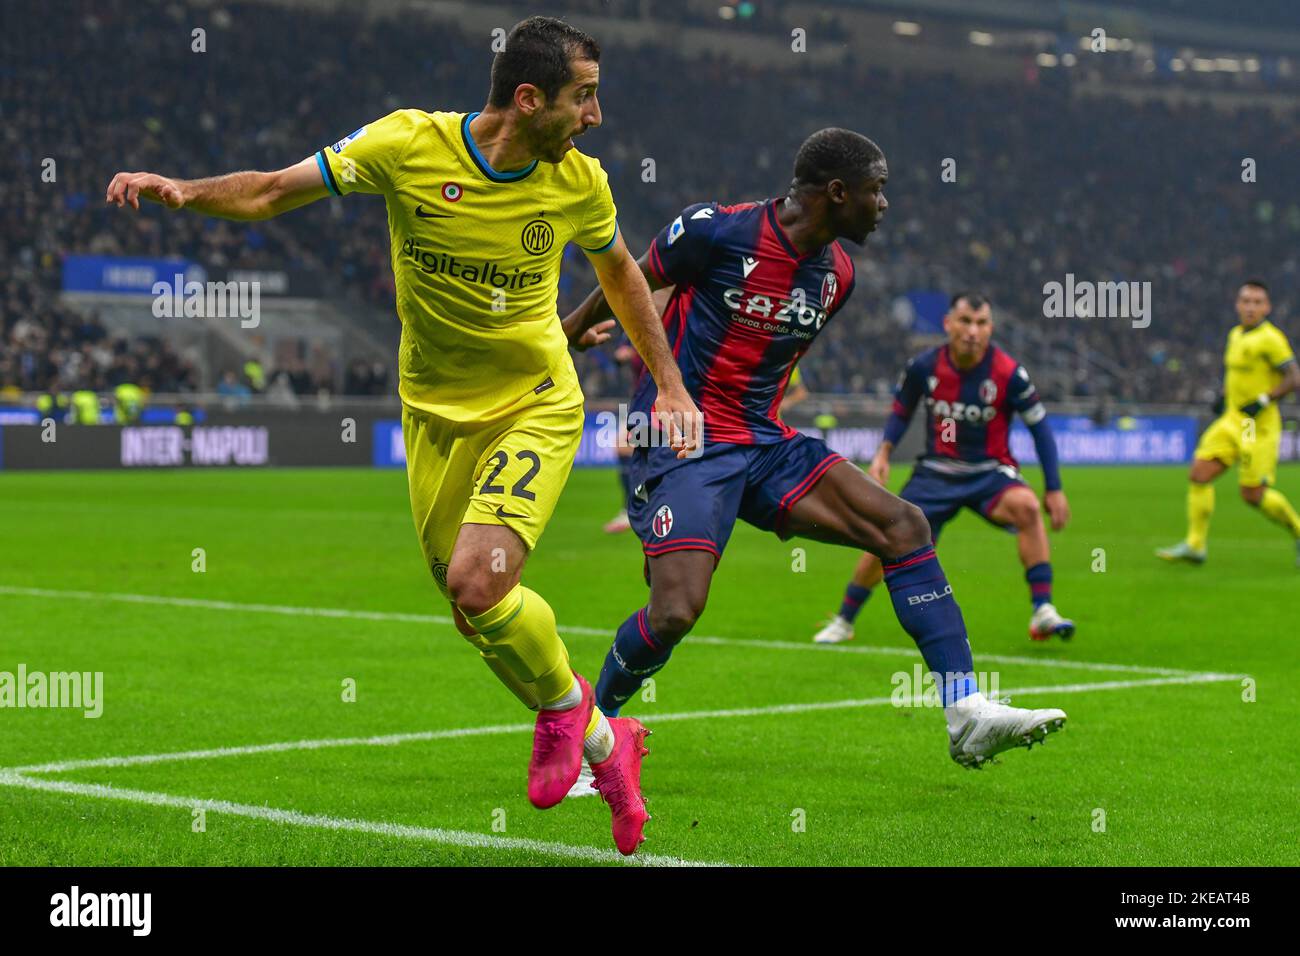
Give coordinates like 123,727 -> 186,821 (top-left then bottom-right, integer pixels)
4,0 -> 1299,407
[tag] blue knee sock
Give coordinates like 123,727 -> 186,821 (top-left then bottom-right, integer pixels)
1026,562 -> 1052,608
882,545 -> 976,706
838,582 -> 872,623
596,607 -> 671,715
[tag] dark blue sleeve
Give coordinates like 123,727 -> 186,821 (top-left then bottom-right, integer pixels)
1027,417 -> 1062,492
647,203 -> 717,286
883,356 -> 925,446
1007,365 -> 1046,419
1008,363 -> 1058,489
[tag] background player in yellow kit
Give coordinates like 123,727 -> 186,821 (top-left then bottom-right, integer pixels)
105,16 -> 701,855
1158,279 -> 1300,567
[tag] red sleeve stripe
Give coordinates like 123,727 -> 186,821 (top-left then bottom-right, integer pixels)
648,242 -> 669,284
829,243 -> 855,311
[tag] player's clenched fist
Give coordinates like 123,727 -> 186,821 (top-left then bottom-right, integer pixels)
105,172 -> 185,211
1043,489 -> 1071,532
654,384 -> 703,459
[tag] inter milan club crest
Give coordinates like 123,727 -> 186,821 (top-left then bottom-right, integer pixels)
979,378 -> 999,404
821,272 -> 838,310
521,218 -> 555,255
652,504 -> 674,538
441,183 -> 463,202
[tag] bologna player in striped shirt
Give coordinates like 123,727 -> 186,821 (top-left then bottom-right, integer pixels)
814,293 -> 1075,648
564,131 -> 1067,768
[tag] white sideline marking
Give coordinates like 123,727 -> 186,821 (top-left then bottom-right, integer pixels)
687,635 -> 1204,676
12,723 -> 533,774
0,672 -> 1242,867
9,673 -> 1242,775
0,585 -> 1204,677
0,585 -> 447,625
0,773 -> 719,868
0,585 -> 1246,865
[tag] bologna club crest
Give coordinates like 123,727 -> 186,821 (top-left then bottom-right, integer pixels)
821,272 -> 838,310
979,378 -> 999,404
652,504 -> 674,538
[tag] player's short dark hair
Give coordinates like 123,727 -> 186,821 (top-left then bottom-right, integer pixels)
1241,278 -> 1270,294
950,291 -> 989,311
792,128 -> 885,188
488,17 -> 600,109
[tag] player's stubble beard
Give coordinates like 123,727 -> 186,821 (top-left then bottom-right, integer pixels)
528,106 -> 579,164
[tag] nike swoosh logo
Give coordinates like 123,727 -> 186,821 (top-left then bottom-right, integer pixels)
495,505 -> 528,519
415,205 -> 453,219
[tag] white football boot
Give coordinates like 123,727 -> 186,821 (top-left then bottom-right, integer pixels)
1156,541 -> 1206,564
947,693 -> 1067,769
565,760 -> 598,798
812,616 -> 854,644
1029,602 -> 1075,641
603,510 -> 631,534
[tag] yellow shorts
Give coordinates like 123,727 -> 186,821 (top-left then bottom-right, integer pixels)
403,377 -> 583,598
1194,411 -> 1280,487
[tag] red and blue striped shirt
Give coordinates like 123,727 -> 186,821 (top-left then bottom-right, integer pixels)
635,199 -> 856,445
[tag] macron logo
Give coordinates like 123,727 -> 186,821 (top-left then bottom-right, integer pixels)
742,256 -> 759,278
50,886 -> 152,936
691,208 -> 714,220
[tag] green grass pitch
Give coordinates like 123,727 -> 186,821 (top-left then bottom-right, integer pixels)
0,463 -> 1295,866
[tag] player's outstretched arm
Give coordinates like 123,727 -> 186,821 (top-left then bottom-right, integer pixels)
562,247 -> 667,349
584,235 -> 699,457
105,156 -> 330,221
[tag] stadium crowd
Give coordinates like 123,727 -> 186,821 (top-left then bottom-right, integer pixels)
5,0 -> 1300,409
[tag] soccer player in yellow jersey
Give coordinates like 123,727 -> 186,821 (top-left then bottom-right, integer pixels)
105,17 -> 701,855
1158,280 -> 1300,567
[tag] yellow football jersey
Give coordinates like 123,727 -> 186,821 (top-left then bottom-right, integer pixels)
316,109 -> 619,421
1223,320 -> 1295,424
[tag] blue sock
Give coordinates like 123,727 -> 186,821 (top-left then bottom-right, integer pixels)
882,545 -> 976,706
1026,562 -> 1052,608
596,608 -> 671,716
838,582 -> 872,623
